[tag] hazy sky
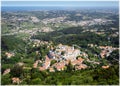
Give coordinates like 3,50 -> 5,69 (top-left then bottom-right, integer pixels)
2,1 -> 119,7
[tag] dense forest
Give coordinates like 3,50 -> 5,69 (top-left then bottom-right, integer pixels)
32,26 -> 119,47
2,62 -> 119,85
1,35 -> 26,51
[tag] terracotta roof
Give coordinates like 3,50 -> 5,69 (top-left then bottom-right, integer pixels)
39,67 -> 46,71
71,58 -> 84,66
45,55 -> 50,61
33,60 -> 39,68
102,65 -> 109,69
49,67 -> 55,72
5,52 -> 14,58
39,56 -> 51,71
71,60 -> 80,66
12,77 -> 21,84
44,56 -> 51,69
77,58 -> 84,62
75,64 -> 87,70
52,62 -> 65,71
3,68 -> 10,75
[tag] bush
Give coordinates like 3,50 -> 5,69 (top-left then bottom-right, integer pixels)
10,64 -> 23,77
50,60 -> 57,66
31,78 -> 42,85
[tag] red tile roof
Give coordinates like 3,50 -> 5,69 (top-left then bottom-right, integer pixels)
3,68 -> 10,75
75,64 -> 87,70
102,65 -> 109,69
12,77 -> 21,84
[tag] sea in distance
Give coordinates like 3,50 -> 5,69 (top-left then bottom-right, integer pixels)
1,6 -> 117,12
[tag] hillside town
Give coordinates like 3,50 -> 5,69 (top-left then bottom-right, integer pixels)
34,44 -> 88,72
1,5 -> 119,85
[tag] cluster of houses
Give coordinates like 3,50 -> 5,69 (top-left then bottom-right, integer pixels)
40,27 -> 54,33
99,46 -> 118,58
30,16 -> 40,23
41,16 -> 112,27
49,44 -> 88,60
49,44 -> 81,61
31,39 -> 50,47
5,52 -> 15,58
33,44 -> 88,72
73,18 -> 112,26
88,44 -> 118,58
42,17 -> 66,24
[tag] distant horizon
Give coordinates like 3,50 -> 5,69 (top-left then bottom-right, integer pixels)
1,6 -> 119,12
2,1 -> 119,7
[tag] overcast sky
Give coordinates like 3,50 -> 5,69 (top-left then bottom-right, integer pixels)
2,1 -> 119,7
